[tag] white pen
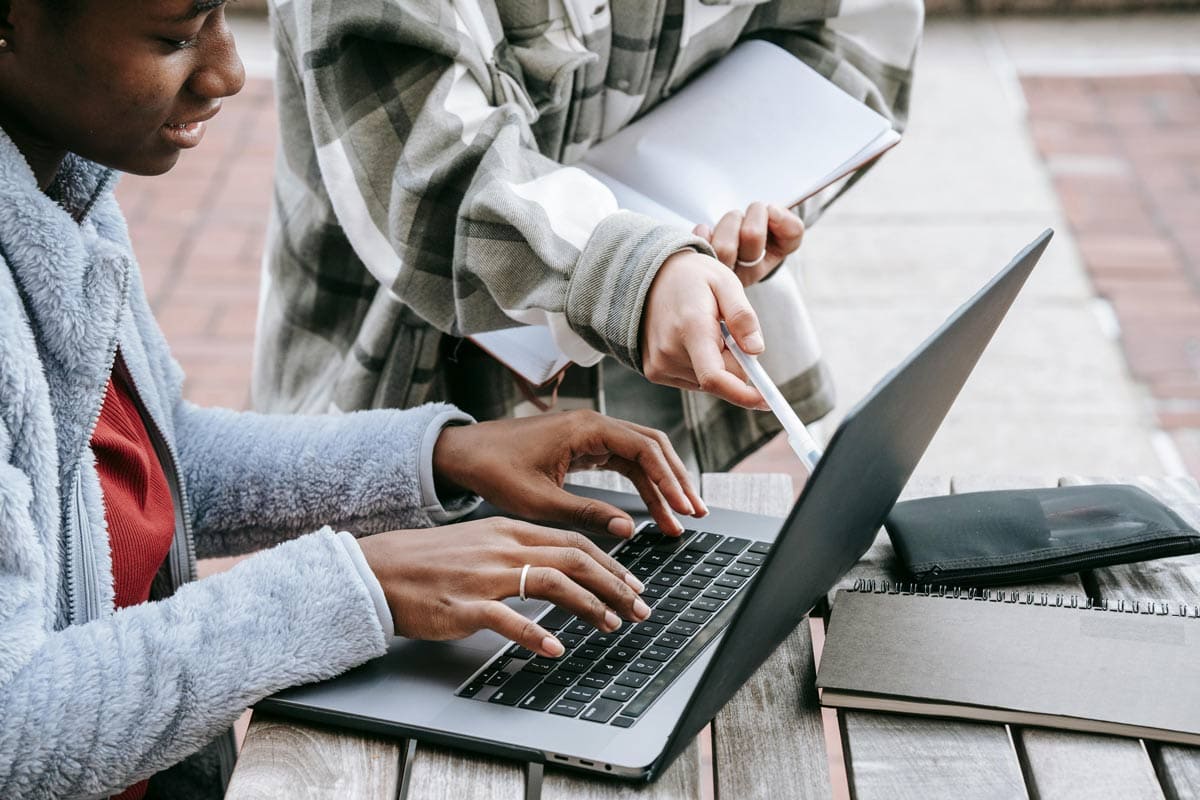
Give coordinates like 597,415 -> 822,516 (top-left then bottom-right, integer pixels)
721,322 -> 823,473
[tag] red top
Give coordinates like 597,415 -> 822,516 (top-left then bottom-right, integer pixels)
91,372 -> 176,800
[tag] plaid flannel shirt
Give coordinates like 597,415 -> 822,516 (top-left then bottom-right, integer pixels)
254,0 -> 922,472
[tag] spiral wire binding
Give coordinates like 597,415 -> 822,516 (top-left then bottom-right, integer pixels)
849,578 -> 1200,619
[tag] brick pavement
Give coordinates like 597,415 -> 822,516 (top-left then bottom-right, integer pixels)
1023,72 -> 1200,478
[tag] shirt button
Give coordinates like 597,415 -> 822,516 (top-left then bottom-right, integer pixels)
616,78 -> 631,91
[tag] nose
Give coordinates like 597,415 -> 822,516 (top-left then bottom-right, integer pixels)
187,16 -> 246,101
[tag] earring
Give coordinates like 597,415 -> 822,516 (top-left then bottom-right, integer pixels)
0,39 -> 8,51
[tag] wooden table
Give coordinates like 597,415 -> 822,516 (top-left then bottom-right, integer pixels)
224,473 -> 1200,799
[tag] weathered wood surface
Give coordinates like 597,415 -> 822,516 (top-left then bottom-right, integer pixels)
223,715 -> 402,800
1062,476 -> 1200,800
703,473 -> 832,800
402,744 -> 524,800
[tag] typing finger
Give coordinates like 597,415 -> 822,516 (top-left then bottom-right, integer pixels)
619,421 -> 706,517
469,600 -> 564,658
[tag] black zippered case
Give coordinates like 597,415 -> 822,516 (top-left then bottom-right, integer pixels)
885,484 -> 1200,587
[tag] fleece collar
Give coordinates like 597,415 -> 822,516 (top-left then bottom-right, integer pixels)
0,128 -> 132,484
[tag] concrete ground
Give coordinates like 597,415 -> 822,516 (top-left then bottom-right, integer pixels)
124,12 -> 1200,488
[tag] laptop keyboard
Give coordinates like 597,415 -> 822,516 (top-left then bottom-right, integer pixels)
456,525 -> 767,727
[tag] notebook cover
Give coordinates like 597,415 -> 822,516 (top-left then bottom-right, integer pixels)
817,589 -> 1200,740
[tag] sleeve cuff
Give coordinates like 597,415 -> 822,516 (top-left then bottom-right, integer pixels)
336,531 -> 395,637
420,409 -> 483,523
566,211 -> 716,372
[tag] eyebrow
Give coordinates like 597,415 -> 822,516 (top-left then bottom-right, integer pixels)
171,0 -> 226,22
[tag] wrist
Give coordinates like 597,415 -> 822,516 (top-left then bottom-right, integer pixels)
432,423 -> 474,498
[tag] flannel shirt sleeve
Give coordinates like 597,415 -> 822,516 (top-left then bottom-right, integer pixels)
272,1 -> 713,372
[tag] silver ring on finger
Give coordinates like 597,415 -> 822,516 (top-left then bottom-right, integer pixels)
519,564 -> 531,602
735,250 -> 767,269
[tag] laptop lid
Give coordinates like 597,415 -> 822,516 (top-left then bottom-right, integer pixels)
652,230 -> 1054,776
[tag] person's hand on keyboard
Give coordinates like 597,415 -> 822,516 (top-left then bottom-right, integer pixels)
432,410 -> 706,538
357,520 -> 651,657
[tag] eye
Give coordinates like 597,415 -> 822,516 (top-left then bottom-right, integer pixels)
163,36 -> 200,50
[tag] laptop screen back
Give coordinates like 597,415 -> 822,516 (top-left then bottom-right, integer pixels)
654,230 -> 1053,775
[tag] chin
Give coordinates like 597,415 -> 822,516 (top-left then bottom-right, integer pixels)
124,150 -> 184,177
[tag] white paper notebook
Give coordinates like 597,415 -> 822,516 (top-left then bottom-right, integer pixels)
473,39 -> 900,385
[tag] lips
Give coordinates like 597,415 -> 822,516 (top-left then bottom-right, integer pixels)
161,105 -> 221,149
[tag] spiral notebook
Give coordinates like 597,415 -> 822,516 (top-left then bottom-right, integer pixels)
818,581 -> 1200,746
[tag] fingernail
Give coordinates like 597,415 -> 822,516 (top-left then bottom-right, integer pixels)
542,636 -> 564,657
744,333 -> 765,354
624,572 -> 645,593
670,515 -> 685,535
604,610 -> 621,631
696,498 -> 710,516
633,598 -> 651,620
608,517 -> 634,538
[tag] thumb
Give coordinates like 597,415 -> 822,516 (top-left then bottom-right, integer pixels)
536,485 -> 636,538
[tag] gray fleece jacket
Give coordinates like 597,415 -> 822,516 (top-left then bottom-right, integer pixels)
0,130 -> 471,798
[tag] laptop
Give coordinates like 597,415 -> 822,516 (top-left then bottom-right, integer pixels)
258,230 -> 1054,780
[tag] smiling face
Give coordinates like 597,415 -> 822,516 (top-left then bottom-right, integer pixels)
0,0 -> 245,184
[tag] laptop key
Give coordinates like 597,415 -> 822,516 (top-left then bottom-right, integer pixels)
664,562 -> 691,576
650,573 -> 680,587
672,550 -> 702,564
642,551 -> 669,567
727,564 -> 757,578
565,620 -> 594,636
655,633 -> 687,649
642,585 -> 668,599
703,552 -> 734,566
507,645 -> 536,660
693,563 -> 722,578
716,537 -> 751,555
593,660 -> 625,677
716,575 -> 745,590
520,684 -> 566,711
522,659 -> 556,675
642,646 -> 673,662
587,632 -> 621,647
632,622 -> 664,638
581,698 -> 623,724
691,597 -> 723,614
574,645 -> 606,661
682,576 -> 711,590
613,716 -> 637,728
538,607 -> 573,631
615,671 -> 651,689
685,532 -> 722,552
558,632 -> 585,649
458,679 -> 485,698
488,672 -> 543,705
680,609 -> 711,625
737,553 -> 766,566
607,647 -> 637,663
648,609 -> 676,625
632,563 -> 658,578
668,586 -> 699,601
558,658 -> 591,674
657,598 -> 689,614
621,633 -> 652,650
544,671 -> 577,687
602,685 -> 636,702
749,541 -> 772,555
703,586 -> 734,601
565,687 -> 598,703
629,659 -> 663,675
549,699 -> 585,718
484,670 -> 510,685
581,673 -> 612,689
667,621 -> 699,637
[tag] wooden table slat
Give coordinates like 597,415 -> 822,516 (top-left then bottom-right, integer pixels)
402,744 -> 525,800
1063,476 -> 1200,800
703,473 -> 832,800
223,716 -> 403,800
